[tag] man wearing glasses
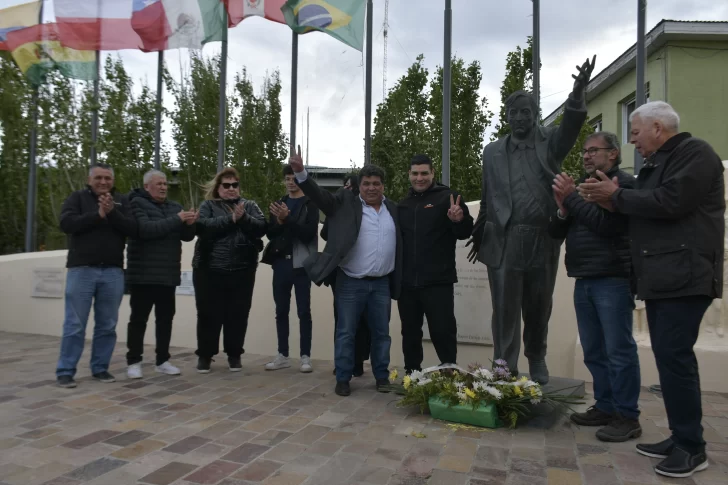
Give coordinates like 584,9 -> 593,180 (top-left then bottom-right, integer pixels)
548,132 -> 640,442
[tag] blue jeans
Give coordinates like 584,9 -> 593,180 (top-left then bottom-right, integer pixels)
272,258 -> 312,357
334,271 -> 391,382
574,277 -> 641,419
56,267 -> 125,377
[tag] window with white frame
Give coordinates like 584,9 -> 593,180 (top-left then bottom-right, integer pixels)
622,91 -> 650,142
590,117 -> 603,132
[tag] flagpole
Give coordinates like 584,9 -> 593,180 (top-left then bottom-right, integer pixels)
153,50 -> 164,170
290,31 -> 298,151
25,0 -> 45,252
306,107 -> 309,167
364,0 -> 373,165
442,0 -> 452,186
217,9 -> 228,172
24,87 -> 39,252
532,0 -> 540,112
90,50 -> 100,165
634,0 -> 647,175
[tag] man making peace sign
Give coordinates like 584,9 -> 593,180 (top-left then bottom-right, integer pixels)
397,154 -> 474,373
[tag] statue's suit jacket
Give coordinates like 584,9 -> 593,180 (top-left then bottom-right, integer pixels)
474,95 -> 587,269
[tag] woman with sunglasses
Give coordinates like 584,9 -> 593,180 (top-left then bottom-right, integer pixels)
192,168 -> 267,373
321,174 -> 371,377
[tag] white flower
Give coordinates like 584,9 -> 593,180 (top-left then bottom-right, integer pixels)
473,381 -> 486,391
409,370 -> 425,382
530,398 -> 542,405
483,386 -> 502,400
457,390 -> 467,402
474,368 -> 494,380
523,380 -> 538,388
455,382 -> 465,390
417,378 -> 432,385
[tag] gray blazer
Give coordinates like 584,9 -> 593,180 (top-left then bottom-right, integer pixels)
474,95 -> 587,269
297,176 -> 403,300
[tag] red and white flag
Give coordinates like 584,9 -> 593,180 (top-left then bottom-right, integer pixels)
225,0 -> 286,28
53,0 -> 144,51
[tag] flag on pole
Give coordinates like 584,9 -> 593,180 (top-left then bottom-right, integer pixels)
0,1 -> 41,51
53,0 -> 145,51
131,0 -> 227,51
6,23 -> 96,86
225,0 -> 287,27
281,0 -> 365,51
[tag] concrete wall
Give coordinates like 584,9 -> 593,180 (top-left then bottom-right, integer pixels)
2,201 -> 727,391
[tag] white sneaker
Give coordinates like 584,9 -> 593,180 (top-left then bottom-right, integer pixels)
300,355 -> 313,373
155,361 -> 181,375
265,353 -> 291,371
127,363 -> 143,380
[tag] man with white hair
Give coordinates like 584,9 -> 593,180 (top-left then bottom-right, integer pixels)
56,163 -> 137,388
579,101 -> 724,478
125,170 -> 198,379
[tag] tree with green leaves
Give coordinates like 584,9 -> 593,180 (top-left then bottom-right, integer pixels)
371,54 -> 492,202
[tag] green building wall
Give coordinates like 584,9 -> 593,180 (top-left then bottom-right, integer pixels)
584,40 -> 728,172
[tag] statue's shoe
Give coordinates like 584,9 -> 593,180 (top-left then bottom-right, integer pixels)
529,359 -> 550,385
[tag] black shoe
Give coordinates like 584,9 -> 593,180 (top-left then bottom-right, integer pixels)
335,381 -> 351,396
92,371 -> 116,383
570,405 -> 614,427
595,416 -> 642,442
57,375 -> 77,388
228,356 -> 242,372
353,363 -> 364,377
376,378 -> 390,392
197,357 -> 212,374
636,437 -> 675,459
655,447 -> 708,478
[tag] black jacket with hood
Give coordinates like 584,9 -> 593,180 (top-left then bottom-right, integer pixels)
125,188 -> 196,287
397,182 -> 474,287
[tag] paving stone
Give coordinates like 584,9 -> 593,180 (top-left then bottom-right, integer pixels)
350,465 -> 394,485
436,454 -> 473,473
262,443 -> 307,462
232,459 -> 282,481
63,457 -> 127,481
260,471 -> 308,485
183,460 -> 241,484
580,464 -> 621,485
474,445 -> 509,469
546,468 -> 582,485
222,443 -> 271,464
103,429 -> 153,447
250,430 -> 292,447
110,439 -> 167,460
163,435 -> 212,454
139,462 -> 199,485
545,446 -> 579,470
397,452 -> 438,478
16,427 -> 62,440
37,478 -> 81,485
229,409 -> 265,422
62,430 -> 122,449
509,458 -> 546,478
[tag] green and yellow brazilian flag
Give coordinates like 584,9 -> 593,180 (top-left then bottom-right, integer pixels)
281,0 -> 366,52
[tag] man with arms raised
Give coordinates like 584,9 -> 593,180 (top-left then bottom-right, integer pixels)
289,146 -> 402,397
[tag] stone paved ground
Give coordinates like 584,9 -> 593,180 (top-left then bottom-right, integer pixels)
0,331 -> 726,485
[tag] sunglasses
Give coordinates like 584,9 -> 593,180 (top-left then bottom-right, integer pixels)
221,182 -> 239,189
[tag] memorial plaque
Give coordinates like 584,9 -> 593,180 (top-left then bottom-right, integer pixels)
176,270 -> 195,296
31,268 -> 64,298
424,239 -> 493,345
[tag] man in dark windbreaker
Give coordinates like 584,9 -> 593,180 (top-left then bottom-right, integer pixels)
125,169 -> 197,380
547,132 -> 641,444
397,154 -> 474,373
56,163 -> 137,388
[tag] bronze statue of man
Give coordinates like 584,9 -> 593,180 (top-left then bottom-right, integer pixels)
468,56 -> 597,384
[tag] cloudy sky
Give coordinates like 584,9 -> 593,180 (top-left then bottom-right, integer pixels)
2,0 -> 726,168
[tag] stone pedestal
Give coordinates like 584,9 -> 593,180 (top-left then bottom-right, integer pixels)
518,375 -> 586,429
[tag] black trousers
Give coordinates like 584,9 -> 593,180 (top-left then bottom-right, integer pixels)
331,282 -> 370,368
126,284 -> 176,366
646,295 -> 712,454
193,268 -> 256,359
398,284 -> 458,372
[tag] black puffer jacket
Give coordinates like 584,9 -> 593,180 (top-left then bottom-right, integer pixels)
125,189 -> 196,287
192,198 -> 267,272
548,167 -> 635,279
60,187 -> 137,268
